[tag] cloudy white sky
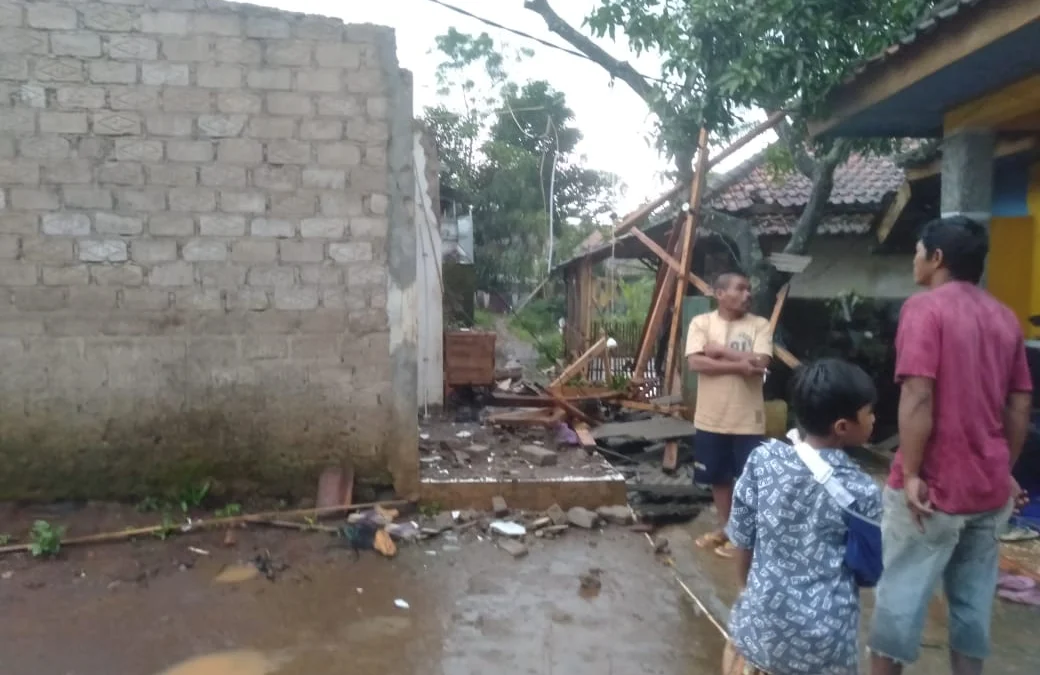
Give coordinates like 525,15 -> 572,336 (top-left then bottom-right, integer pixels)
261,0 -> 771,212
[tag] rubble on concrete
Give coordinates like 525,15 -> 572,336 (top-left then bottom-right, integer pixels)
567,507 -> 599,529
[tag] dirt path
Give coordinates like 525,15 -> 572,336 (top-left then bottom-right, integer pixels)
493,316 -> 541,376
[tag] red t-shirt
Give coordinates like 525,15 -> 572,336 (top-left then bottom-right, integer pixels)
888,281 -> 1033,514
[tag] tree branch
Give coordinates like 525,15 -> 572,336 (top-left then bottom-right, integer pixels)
523,0 -> 656,103
783,138 -> 851,256
774,116 -> 816,178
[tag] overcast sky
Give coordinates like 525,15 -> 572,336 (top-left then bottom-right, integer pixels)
259,0 -> 771,213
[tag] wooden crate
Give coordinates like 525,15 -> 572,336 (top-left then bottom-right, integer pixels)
444,331 -> 496,387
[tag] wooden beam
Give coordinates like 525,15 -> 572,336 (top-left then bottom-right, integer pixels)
551,337 -> 608,388
906,136 -> 1039,181
876,180 -> 912,244
810,1 -> 1040,137
632,252 -> 678,385
774,345 -> 801,369
578,259 -> 594,356
664,128 -> 711,393
628,226 -> 712,294
573,422 -> 597,448
768,283 -> 790,335
662,441 -> 679,472
944,75 -> 1040,134
636,218 -> 681,363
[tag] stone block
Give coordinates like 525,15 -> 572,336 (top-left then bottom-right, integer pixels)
299,119 -> 343,141
270,191 -> 316,216
251,217 -> 293,238
14,287 -> 65,311
0,262 -> 36,286
144,113 -> 192,137
98,161 -> 144,186
39,111 -> 88,135
176,287 -> 222,310
265,140 -> 311,165
11,187 -> 59,209
43,159 -> 94,186
0,159 -> 40,186
246,116 -> 295,139
142,62 -> 189,86
279,240 -> 323,263
227,288 -> 268,311
148,261 -> 194,286
217,90 -> 261,115
317,142 -> 360,167
347,263 -> 384,290
596,505 -> 634,525
566,506 -> 599,529
92,111 -> 141,135
121,288 -> 171,311
290,334 -> 339,360
68,286 -> 118,310
19,137 -> 71,161
245,16 -> 291,39
168,187 -> 217,212
213,37 -> 261,64
79,239 -> 128,263
302,168 -> 346,190
197,63 -> 242,88
42,212 -> 91,237
231,240 -> 277,263
140,11 -> 189,35
22,237 -> 73,263
146,164 -> 198,188
105,35 -> 158,61
296,69 -> 341,93
350,217 -> 386,238
198,114 -> 247,138
183,238 -> 228,262
91,263 -> 144,287
131,239 -> 177,263
220,191 -> 265,214
247,265 -> 294,288
63,187 -> 112,210
51,32 -> 103,58
367,96 -> 390,120
215,138 -> 262,164
329,242 -> 372,264
192,13 -> 241,36
317,95 -> 359,117
246,67 -> 291,90
0,53 -> 27,81
0,27 -> 46,54
161,87 -> 212,113
345,68 -> 383,94
200,164 -> 247,188
265,40 -> 312,66
319,193 -> 362,218
89,60 -> 137,84
167,140 -> 214,163
199,214 -> 245,236
347,308 -> 386,334
295,16 -> 343,41
315,43 -> 361,69
0,108 -> 33,136
0,213 -> 38,235
148,213 -> 194,237
266,91 -> 312,116
27,3 -> 76,30
252,165 -> 299,191
299,217 -> 346,239
0,234 -> 17,259
299,263 -> 342,286
274,286 -> 319,310
42,265 -> 89,287
56,86 -> 106,109
0,3 -> 21,28
95,213 -> 144,236
115,188 -> 166,212
82,5 -> 136,32
197,262 -> 245,289
113,138 -> 163,163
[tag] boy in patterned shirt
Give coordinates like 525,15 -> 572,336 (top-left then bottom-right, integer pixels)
725,358 -> 882,675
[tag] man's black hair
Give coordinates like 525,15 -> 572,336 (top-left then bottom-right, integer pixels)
712,270 -> 748,292
919,215 -> 988,284
790,358 -> 876,437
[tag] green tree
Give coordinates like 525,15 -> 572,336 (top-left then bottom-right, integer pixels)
524,0 -> 935,312
426,30 -> 619,296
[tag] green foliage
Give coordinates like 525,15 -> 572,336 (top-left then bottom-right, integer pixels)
509,298 -> 566,368
28,520 -> 64,558
427,30 -> 619,295
214,503 -> 242,518
473,308 -> 495,329
154,512 -> 178,541
0,533 -> 11,546
176,480 -> 210,513
604,274 -> 656,324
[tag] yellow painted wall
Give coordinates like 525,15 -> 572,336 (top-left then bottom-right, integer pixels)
990,216 -> 1034,333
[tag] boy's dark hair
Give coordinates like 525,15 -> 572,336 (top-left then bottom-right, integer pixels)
790,358 -> 877,437
712,270 -> 748,292
919,215 -> 988,284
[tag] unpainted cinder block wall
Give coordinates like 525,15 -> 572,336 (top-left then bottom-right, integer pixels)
0,0 -> 418,500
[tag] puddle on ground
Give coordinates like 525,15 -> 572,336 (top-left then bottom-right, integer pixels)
157,650 -> 277,675
214,563 -> 260,584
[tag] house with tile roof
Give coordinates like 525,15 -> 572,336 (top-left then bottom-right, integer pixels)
810,0 -> 1040,334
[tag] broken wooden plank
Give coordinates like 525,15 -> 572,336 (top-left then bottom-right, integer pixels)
617,399 -> 686,416
537,384 -> 596,425
486,408 -> 563,428
774,345 -> 801,369
487,390 -> 622,408
551,336 -> 608,389
573,422 -> 597,448
768,283 -> 790,335
662,441 -> 679,472
592,417 -> 698,442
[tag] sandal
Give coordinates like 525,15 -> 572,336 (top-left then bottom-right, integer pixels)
714,541 -> 737,558
695,531 -> 728,549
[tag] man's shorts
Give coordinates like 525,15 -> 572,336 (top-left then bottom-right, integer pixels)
692,430 -> 762,485
868,487 -> 1012,665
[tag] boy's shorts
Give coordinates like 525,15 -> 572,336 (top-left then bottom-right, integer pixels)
693,430 -> 762,485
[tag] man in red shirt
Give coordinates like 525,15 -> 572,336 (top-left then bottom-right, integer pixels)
869,216 -> 1033,675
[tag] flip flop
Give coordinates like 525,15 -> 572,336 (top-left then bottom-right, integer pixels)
1000,526 -> 1040,543
695,531 -> 727,549
714,541 -> 737,558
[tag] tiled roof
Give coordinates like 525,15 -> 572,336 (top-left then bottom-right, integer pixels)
847,0 -> 985,81
754,213 -> 875,237
710,153 -> 905,212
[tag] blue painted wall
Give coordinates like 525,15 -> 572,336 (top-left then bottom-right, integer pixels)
993,154 -> 1032,217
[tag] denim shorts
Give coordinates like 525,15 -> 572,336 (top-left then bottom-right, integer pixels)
867,487 -> 1012,664
692,430 -> 761,485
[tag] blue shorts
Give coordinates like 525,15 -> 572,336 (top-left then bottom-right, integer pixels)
693,430 -> 762,485
868,488 -> 1013,664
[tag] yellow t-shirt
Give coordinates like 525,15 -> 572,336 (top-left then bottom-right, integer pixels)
684,311 -> 773,435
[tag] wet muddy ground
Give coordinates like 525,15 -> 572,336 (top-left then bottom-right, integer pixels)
0,507 -> 722,675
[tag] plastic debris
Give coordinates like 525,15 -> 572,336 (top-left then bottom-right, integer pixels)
490,521 -> 527,537
394,599 -> 410,610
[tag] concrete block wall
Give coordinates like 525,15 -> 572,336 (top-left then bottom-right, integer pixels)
0,0 -> 418,500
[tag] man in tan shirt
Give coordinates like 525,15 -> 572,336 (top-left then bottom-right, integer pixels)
685,272 -> 773,557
